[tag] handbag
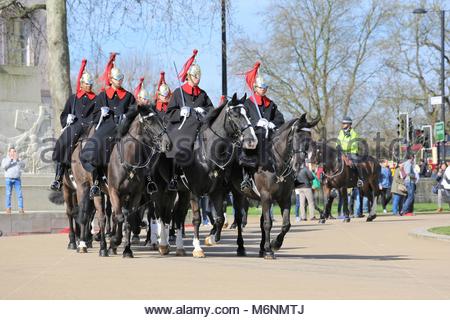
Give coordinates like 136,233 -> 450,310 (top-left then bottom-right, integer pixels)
398,183 -> 407,193
432,183 -> 441,195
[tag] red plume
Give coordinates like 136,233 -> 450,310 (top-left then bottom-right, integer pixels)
99,52 -> 117,88
245,61 -> 261,91
76,59 -> 87,93
134,77 -> 145,99
178,49 -> 198,82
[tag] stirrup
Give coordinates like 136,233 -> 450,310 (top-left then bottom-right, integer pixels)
168,178 -> 178,191
240,178 -> 252,191
50,180 -> 62,191
89,183 -> 101,199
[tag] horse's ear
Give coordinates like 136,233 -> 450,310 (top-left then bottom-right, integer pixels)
305,115 -> 321,128
241,93 -> 247,102
299,113 -> 307,123
231,93 -> 237,104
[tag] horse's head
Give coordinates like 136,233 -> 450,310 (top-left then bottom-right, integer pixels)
225,93 -> 258,150
139,112 -> 172,152
291,113 -> 320,174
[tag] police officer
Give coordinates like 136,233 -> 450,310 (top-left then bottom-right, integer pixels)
336,116 -> 364,187
80,53 -> 135,198
240,62 -> 285,191
50,59 -> 97,191
165,49 -> 214,190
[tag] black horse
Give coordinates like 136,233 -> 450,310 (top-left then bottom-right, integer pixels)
153,93 -> 258,258
311,141 -> 380,223
224,114 -> 320,259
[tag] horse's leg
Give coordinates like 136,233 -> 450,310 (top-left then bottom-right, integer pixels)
259,213 -> 266,257
64,186 -> 77,250
211,192 -> 226,243
342,188 -> 351,223
320,186 -> 332,223
144,201 -> 158,249
261,193 -> 275,259
271,195 -> 291,252
157,218 -> 170,255
189,194 -> 205,258
92,196 -> 108,257
76,184 -> 92,253
105,195 -> 112,238
231,189 -> 246,256
107,188 -> 122,255
366,187 -> 377,222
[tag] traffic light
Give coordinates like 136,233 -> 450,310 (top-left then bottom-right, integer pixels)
398,113 -> 408,142
414,129 -> 424,145
421,125 -> 432,149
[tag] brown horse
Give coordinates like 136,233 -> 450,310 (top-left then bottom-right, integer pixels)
107,110 -> 171,258
311,141 -> 380,223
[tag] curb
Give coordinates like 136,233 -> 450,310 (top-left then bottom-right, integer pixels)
409,227 -> 450,243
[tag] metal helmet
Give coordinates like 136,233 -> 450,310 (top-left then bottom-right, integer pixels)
110,67 -> 124,81
158,83 -> 170,97
138,88 -> 151,101
254,74 -> 268,89
80,71 -> 94,86
342,116 -> 353,124
187,63 -> 201,80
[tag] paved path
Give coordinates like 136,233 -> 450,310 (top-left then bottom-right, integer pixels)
1,214 -> 449,299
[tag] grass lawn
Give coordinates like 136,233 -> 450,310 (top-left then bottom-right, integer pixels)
225,202 -> 448,216
428,226 -> 450,236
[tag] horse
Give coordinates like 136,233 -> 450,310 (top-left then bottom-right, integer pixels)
225,114 -> 320,259
106,109 -> 171,258
153,93 -> 258,258
310,141 -> 380,223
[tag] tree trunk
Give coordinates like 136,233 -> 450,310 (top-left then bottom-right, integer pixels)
46,0 -> 71,134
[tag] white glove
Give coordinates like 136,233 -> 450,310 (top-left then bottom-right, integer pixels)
100,106 -> 110,117
194,107 -> 206,115
66,114 -> 76,125
268,122 -> 276,130
180,106 -> 191,118
256,118 -> 269,128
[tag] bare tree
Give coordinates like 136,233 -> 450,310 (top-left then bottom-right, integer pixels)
232,0 -> 390,136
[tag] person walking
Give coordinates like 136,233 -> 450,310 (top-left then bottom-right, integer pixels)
391,161 -> 406,215
296,162 -> 316,221
400,154 -> 417,216
379,159 -> 393,214
435,162 -> 447,212
2,146 -> 25,214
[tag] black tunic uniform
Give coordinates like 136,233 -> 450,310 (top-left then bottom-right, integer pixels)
165,84 -> 214,166
242,95 -> 285,169
80,87 -> 135,172
52,91 -> 97,165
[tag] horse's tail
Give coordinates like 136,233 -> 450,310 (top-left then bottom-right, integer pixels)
48,190 -> 64,205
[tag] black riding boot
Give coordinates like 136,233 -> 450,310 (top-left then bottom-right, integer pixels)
50,163 -> 65,191
89,169 -> 101,199
355,166 -> 364,187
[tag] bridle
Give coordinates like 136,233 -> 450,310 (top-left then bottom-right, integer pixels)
315,143 -> 344,179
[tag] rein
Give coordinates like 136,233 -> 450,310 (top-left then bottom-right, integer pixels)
319,146 -> 345,180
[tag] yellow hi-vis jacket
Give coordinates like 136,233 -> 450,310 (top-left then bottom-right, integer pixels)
337,128 -> 360,154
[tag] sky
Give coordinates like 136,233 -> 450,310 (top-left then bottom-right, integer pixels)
68,0 -> 272,105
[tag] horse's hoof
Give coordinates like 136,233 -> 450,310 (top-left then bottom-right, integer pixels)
77,247 -> 87,253
131,235 -> 140,245
237,247 -> 246,257
159,245 -> 170,255
319,219 -> 326,224
223,222 -> 229,229
94,233 -> 101,242
258,250 -> 265,258
192,249 -> 205,258
99,249 -> 109,257
107,248 -> 117,255
344,218 -> 351,223
123,251 -> 134,258
204,236 -> 215,246
264,252 -> 276,260
176,249 -> 186,256
105,233 -> 111,241
67,242 -> 77,250
366,214 -> 377,222
270,240 -> 281,252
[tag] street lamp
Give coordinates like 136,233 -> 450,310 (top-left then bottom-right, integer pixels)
413,8 -> 447,163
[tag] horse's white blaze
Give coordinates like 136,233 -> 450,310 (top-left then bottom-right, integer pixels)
176,229 -> 184,250
150,219 -> 158,245
193,237 -> 202,251
243,126 -> 258,150
157,220 -> 169,247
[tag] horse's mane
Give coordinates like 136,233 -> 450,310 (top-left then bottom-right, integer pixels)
201,102 -> 227,129
273,118 -> 301,144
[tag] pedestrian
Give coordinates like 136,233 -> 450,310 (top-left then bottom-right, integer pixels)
378,159 -> 393,214
296,162 -> 316,221
1,146 -> 25,214
294,187 -> 301,222
435,162 -> 447,212
391,161 -> 407,215
400,154 -> 417,216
